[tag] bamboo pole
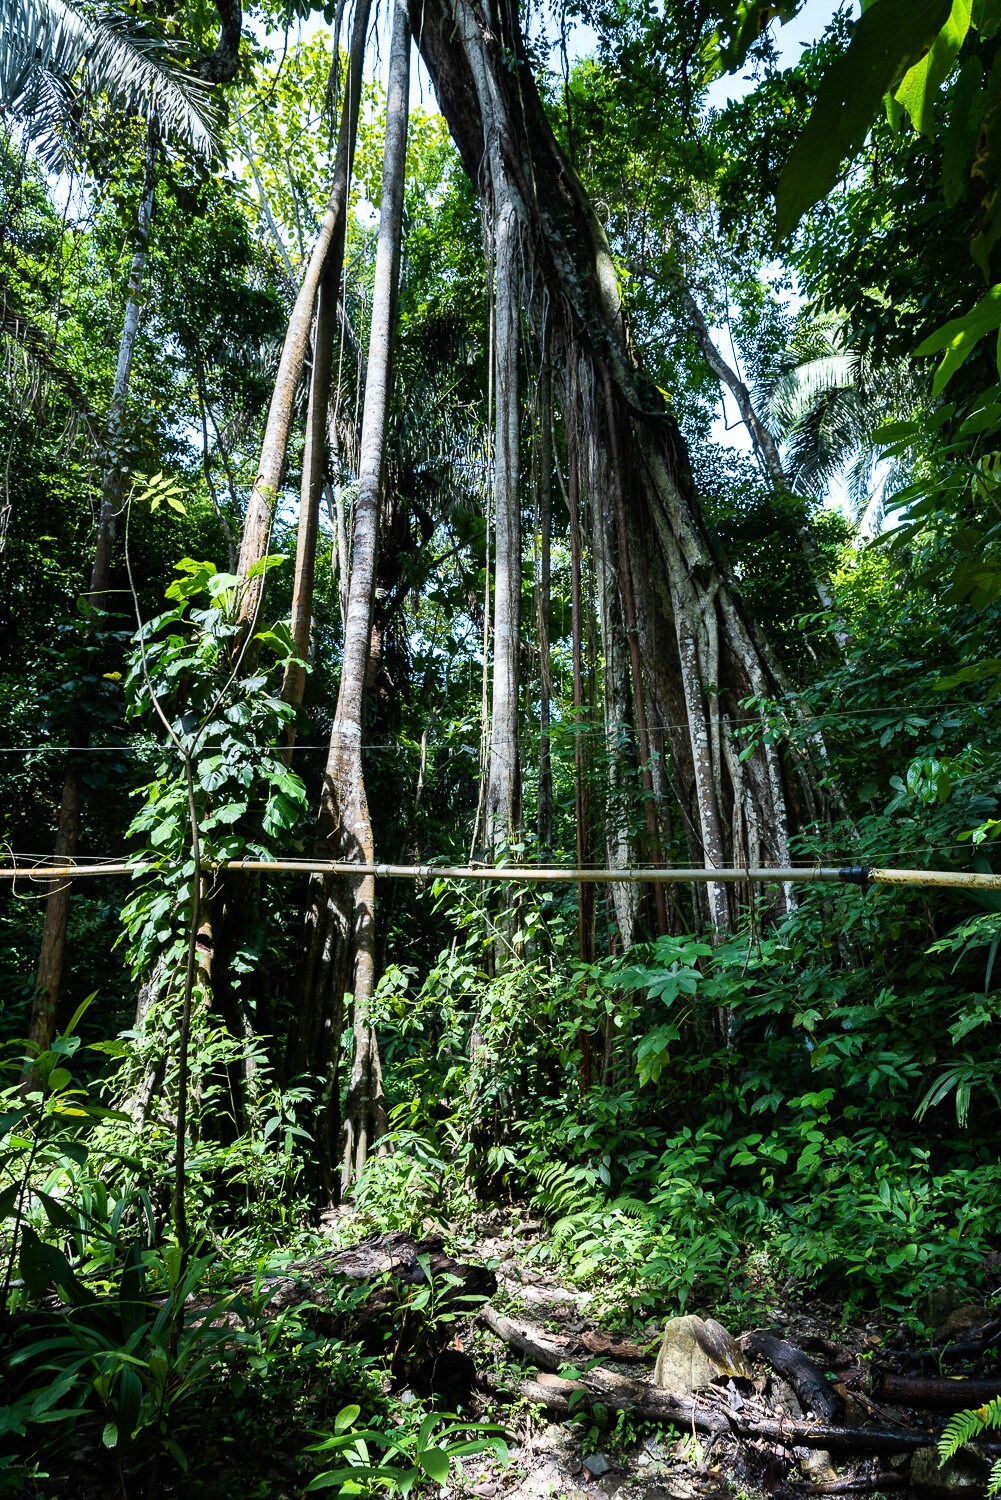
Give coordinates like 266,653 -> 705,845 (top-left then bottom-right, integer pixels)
2,860 -> 1001,890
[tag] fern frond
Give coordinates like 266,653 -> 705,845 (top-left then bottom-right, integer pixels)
609,1195 -> 650,1219
938,1396 -> 1001,1463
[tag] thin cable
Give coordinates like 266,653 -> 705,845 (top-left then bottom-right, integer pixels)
0,704 -> 989,753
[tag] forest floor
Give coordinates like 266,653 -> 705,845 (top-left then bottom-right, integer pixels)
18,1204 -> 1000,1498
372,1205 -> 999,1500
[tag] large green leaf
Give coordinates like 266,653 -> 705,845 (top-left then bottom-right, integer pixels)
915,284 -> 1001,393
777,0 -> 953,238
895,0 -> 972,135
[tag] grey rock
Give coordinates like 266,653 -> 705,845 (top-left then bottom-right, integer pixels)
652,1315 -> 752,1399
639,1482 -> 697,1500
911,1446 -> 985,1497
768,1374 -> 804,1421
584,1453 -> 614,1478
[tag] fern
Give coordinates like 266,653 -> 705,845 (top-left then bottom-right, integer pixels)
938,1396 -> 1001,1465
989,1457 -> 1001,1497
609,1195 -> 651,1219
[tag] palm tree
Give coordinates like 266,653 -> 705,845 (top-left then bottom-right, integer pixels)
764,317 -> 916,528
0,0 -> 220,161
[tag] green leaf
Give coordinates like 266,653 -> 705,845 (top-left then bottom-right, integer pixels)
60,991 -> 97,1042
334,1404 -> 361,1434
19,1226 -> 92,1304
776,0 -> 952,238
102,1421 -> 118,1449
418,1447 -> 451,1484
915,285 -> 1001,394
895,0 -> 972,135
942,55 -> 987,204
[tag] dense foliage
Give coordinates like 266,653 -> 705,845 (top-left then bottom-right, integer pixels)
2,0 -> 1001,1493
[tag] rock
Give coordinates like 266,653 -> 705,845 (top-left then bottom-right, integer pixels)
796,1447 -> 839,1485
534,1421 -> 579,1463
910,1446 -> 985,1497
936,1304 -> 985,1342
921,1287 -> 973,1329
505,1458 -> 565,1498
597,1477 -> 624,1498
640,1481 -> 697,1500
767,1374 -> 803,1421
584,1453 -> 615,1478
653,1316 -> 752,1399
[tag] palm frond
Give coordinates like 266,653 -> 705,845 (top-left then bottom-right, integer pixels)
767,352 -> 860,433
0,0 -> 221,160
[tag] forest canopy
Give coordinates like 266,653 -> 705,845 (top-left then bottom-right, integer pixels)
2,0 -> 1001,1492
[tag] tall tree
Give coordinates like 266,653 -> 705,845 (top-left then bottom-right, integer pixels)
235,0 -> 373,627
292,0 -> 411,1195
28,123 -> 158,1053
412,0 -> 812,934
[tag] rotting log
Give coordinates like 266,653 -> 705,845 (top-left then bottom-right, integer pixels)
864,1370 -> 1001,1410
743,1330 -> 846,1422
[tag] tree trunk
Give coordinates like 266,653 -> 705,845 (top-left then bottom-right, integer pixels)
534,366 -> 553,854
564,386 -> 594,965
27,125 -> 158,1053
282,272 -> 338,724
236,0 -> 372,627
677,280 -> 847,649
293,0 -> 411,1196
411,0 -> 813,937
483,190 -> 522,854
281,20 -> 370,722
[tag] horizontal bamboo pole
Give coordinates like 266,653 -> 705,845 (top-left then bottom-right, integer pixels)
1,860 -> 1000,890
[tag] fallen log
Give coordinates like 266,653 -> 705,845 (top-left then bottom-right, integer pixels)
479,1305 -> 649,1366
896,1316 -> 1001,1370
513,1367 -> 948,1453
866,1370 -> 1001,1410
4,1233 -> 495,1400
743,1331 -> 845,1423
800,1474 -> 907,1494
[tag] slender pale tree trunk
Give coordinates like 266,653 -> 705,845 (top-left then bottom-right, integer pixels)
236,0 -> 372,626
534,366 -> 553,854
564,389 -> 593,964
293,0 -> 411,1197
483,193 -> 522,853
588,419 -> 640,950
282,274 -> 338,721
677,281 -> 847,649
28,125 -> 158,1052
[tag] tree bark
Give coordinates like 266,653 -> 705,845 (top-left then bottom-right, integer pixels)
293,0 -> 411,1197
483,191 -> 522,854
409,0 -> 812,937
533,365 -> 553,854
28,125 -> 158,1053
236,0 -> 372,627
743,1330 -> 845,1423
